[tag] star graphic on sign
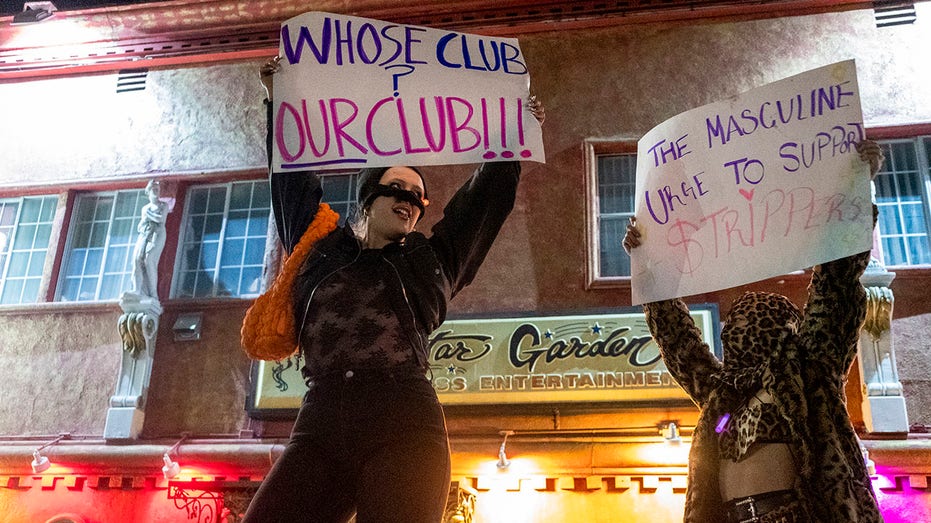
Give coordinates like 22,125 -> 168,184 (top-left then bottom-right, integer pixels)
447,365 -> 458,374
544,329 -> 554,339
591,323 -> 603,335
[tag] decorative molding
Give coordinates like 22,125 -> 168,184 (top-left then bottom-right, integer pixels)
3,473 -> 931,495
167,480 -> 259,523
472,474 -> 688,493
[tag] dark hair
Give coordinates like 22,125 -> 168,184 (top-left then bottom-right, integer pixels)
356,166 -> 427,209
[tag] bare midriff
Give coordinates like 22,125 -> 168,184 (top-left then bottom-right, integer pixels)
719,442 -> 797,500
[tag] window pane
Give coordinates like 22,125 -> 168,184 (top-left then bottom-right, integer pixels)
58,191 -> 145,301
908,237 -> 931,265
22,279 -> 40,303
99,275 -> 123,300
244,238 -> 265,265
241,266 -> 263,296
598,155 -> 636,215
207,187 -> 227,213
13,224 -> 36,249
85,248 -> 104,273
230,183 -> 252,210
27,251 -> 44,277
226,211 -> 248,237
89,222 -> 109,247
191,215 -> 205,239
105,245 -> 129,273
114,191 -> 138,217
93,199 -> 113,221
189,189 -> 209,214
903,203 -> 929,234
110,218 -> 134,241
20,198 -> 42,222
60,279 -> 79,302
193,273 -> 213,297
35,224 -> 51,249
7,252 -> 27,277
201,242 -> 219,270
0,196 -> 56,305
875,139 -> 931,267
38,197 -> 56,221
248,214 -> 269,237
175,180 -> 271,298
1,202 -> 19,226
890,142 -> 918,172
600,217 -> 629,276
220,238 -> 244,266
177,272 -> 197,299
321,172 -> 358,226
204,216 -> 224,243
217,267 -> 240,296
253,183 -> 271,208
78,277 -> 99,300
1,280 -> 24,304
67,251 -> 87,275
595,153 -> 636,278
321,175 -> 351,200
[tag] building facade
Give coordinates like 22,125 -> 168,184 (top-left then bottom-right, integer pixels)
0,1 -> 930,521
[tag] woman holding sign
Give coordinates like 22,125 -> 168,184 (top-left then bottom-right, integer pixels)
622,141 -> 885,523
241,56 -> 543,523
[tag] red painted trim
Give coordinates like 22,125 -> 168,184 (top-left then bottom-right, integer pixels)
45,190 -> 77,302
158,179 -> 189,301
867,123 -> 931,140
0,168 -> 266,196
0,48 -> 276,82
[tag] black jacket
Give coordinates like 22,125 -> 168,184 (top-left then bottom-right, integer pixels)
266,100 -> 521,370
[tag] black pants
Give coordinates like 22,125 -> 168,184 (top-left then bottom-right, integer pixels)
243,372 -> 451,523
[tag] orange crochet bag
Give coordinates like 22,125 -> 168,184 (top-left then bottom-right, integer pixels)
241,203 -> 340,361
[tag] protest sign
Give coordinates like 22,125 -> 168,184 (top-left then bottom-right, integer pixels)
631,60 -> 872,305
271,11 -> 545,171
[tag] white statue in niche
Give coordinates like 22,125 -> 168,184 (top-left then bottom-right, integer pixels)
130,179 -> 169,301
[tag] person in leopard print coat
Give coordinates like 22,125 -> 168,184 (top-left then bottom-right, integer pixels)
623,141 -> 885,523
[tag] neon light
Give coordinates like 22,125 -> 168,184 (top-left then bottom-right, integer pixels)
715,413 -> 731,433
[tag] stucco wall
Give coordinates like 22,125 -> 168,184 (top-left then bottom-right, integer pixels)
0,63 -> 267,185
0,6 -> 929,437
0,307 -> 121,435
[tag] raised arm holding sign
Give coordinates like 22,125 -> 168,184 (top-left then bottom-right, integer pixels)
270,11 -> 545,171
623,140 -> 884,522
241,12 -> 544,523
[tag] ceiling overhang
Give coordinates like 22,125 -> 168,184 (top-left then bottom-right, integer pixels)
0,0 -> 901,80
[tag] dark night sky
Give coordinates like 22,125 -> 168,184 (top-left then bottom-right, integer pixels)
0,1 -> 166,16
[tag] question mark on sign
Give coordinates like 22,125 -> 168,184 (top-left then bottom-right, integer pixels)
384,64 -> 415,97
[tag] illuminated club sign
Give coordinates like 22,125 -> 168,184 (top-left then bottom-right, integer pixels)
249,306 -> 719,415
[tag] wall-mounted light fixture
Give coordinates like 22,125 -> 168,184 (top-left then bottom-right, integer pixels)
162,453 -> 180,479
31,434 -> 68,473
162,433 -> 189,479
496,430 -> 514,469
661,421 -> 682,445
859,439 -> 877,476
172,313 -> 203,342
11,2 -> 56,25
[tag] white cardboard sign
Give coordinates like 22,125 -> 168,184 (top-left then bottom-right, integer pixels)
272,11 -> 545,171
631,60 -> 872,305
